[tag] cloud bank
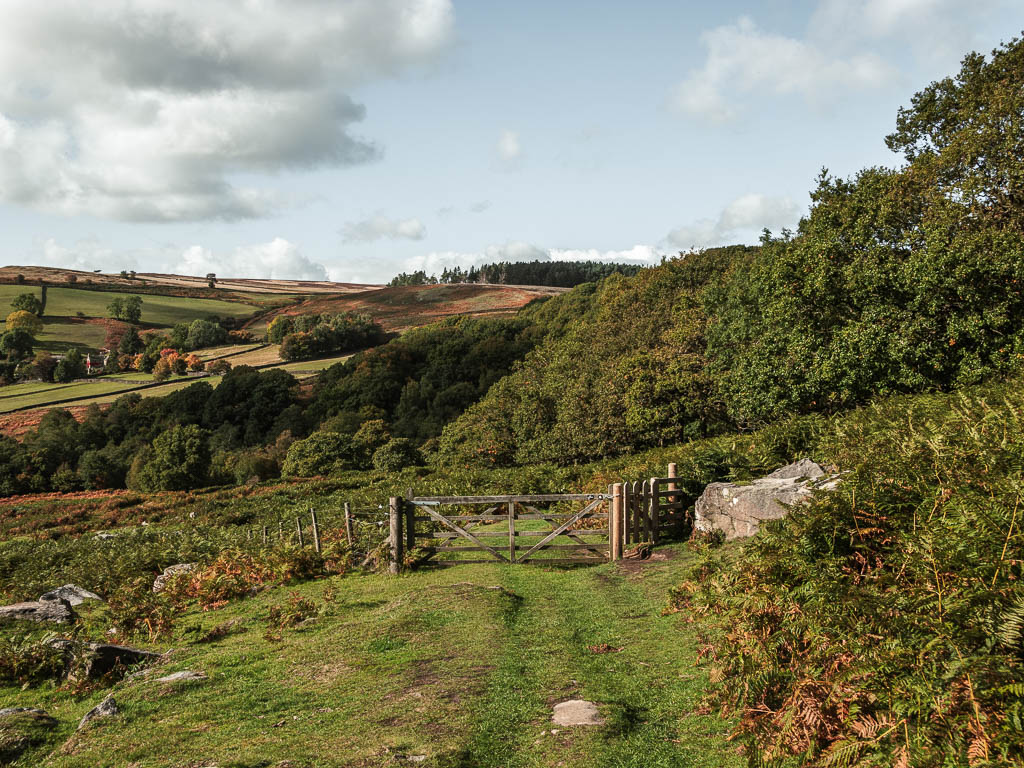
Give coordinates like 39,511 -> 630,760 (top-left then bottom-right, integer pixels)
0,0 -> 455,221
33,237 -> 330,281
405,241 -> 658,275
671,16 -> 892,121
342,214 -> 427,243
665,193 -> 801,250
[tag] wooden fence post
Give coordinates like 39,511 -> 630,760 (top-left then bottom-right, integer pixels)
389,497 -> 403,574
296,517 -> 304,548
262,525 -> 267,545
343,502 -> 353,546
509,500 -> 517,562
278,520 -> 284,541
310,508 -> 321,554
405,500 -> 415,556
611,484 -> 623,561
247,528 -> 252,542
650,477 -> 660,544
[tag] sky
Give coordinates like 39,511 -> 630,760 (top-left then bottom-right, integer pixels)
0,0 -> 1019,283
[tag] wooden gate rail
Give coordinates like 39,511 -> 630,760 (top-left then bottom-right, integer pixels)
389,494 -> 611,571
387,464 -> 693,572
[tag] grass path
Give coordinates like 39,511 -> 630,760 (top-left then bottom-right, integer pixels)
12,546 -> 740,768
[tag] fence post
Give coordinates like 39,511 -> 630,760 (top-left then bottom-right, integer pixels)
509,500 -> 517,563
296,517 -> 304,548
610,484 -> 623,561
279,520 -> 284,541
311,508 -> 321,554
667,463 -> 679,537
405,499 -> 415,556
262,525 -> 267,545
247,528 -> 252,542
389,497 -> 403,574
343,502 -> 353,547
650,477 -> 660,544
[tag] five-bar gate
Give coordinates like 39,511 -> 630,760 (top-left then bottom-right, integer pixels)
387,465 -> 692,572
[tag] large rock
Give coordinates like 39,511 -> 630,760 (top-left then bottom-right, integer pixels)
152,563 -> 197,593
39,584 -> 102,606
694,459 -> 839,540
0,599 -> 76,625
46,639 -> 162,681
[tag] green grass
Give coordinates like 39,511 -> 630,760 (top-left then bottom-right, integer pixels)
0,286 -> 259,326
0,544 -> 741,768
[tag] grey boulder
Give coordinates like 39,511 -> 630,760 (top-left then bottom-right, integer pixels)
694,459 -> 840,540
78,695 -> 118,730
0,599 -> 76,625
40,584 -> 102,606
47,639 -> 162,681
152,563 -> 198,593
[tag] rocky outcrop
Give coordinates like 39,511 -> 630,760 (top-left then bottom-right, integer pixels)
39,584 -> 102,606
0,599 -> 76,625
694,459 -> 840,540
47,639 -> 161,681
152,563 -> 197,593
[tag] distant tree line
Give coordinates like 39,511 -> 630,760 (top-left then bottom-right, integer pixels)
387,260 -> 645,288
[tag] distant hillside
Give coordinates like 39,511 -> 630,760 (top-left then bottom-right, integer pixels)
0,266 -> 380,299
252,282 -> 566,333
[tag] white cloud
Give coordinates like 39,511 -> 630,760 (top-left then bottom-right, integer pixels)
671,15 -> 893,121
665,193 -> 800,249
810,0 -> 1005,65
342,214 -> 426,243
30,237 -> 330,281
549,245 -> 658,263
495,130 -> 524,169
173,239 -> 329,280
405,241 -> 659,275
0,0 -> 455,221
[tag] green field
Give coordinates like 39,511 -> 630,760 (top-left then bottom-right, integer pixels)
0,543 -> 742,768
0,286 -> 259,326
0,286 -> 262,354
0,353 -> 353,413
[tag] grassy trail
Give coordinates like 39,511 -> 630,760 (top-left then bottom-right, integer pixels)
455,559 -> 738,768
18,546 -> 740,768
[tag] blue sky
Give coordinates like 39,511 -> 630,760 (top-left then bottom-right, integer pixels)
0,0 -> 1019,282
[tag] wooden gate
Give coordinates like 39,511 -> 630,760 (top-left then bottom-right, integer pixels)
391,494 -> 610,569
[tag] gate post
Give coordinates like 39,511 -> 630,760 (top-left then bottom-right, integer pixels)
610,484 -> 623,561
650,477 -> 660,544
405,500 -> 416,556
389,496 -> 403,574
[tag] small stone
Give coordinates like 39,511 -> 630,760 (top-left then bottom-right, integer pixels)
156,670 -> 206,683
552,699 -> 604,726
408,756 -> 427,764
40,584 -> 102,606
78,696 -> 118,730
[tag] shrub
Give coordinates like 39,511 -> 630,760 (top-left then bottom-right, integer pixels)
152,358 -> 172,382
0,634 -> 68,685
207,359 -> 232,375
282,431 -> 356,477
372,438 -> 422,473
107,577 -> 178,640
129,425 -> 210,491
